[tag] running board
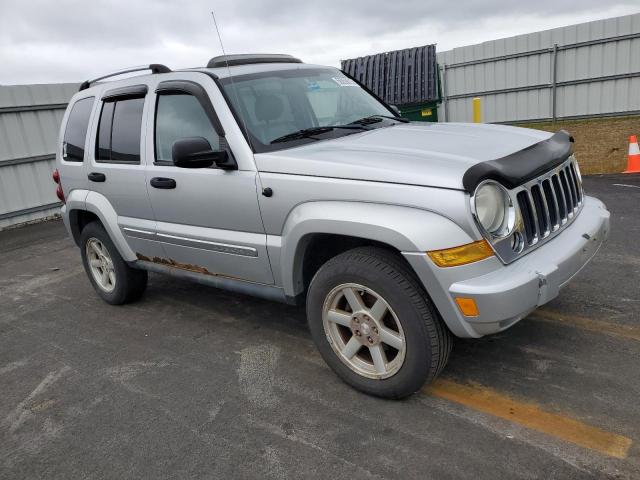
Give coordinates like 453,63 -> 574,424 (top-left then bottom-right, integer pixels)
134,260 -> 292,304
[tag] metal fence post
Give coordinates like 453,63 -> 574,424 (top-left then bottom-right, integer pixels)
551,43 -> 558,124
441,63 -> 448,122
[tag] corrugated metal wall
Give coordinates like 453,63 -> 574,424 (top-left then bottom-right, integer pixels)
437,13 -> 640,123
0,83 -> 78,229
341,45 -> 439,105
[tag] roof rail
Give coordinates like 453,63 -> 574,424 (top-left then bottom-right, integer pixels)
206,54 -> 302,69
79,64 -> 171,91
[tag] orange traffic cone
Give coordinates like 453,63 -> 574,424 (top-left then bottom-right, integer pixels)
624,135 -> 640,173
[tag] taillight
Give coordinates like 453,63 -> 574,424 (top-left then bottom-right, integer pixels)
55,185 -> 65,203
52,169 -> 65,203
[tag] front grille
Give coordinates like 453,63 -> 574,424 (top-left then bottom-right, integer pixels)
515,159 -> 583,247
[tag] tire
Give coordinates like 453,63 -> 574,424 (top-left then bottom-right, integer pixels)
80,221 -> 148,305
306,246 -> 452,399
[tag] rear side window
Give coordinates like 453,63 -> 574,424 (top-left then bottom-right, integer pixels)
155,94 -> 220,163
62,97 -> 94,162
96,97 -> 145,163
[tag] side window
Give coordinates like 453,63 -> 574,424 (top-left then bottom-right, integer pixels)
96,97 -> 145,163
155,94 -> 220,163
62,97 -> 94,162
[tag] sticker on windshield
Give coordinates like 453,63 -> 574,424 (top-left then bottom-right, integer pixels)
306,81 -> 321,91
332,76 -> 358,87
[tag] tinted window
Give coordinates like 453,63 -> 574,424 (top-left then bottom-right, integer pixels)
63,97 -> 94,162
155,94 -> 220,163
111,98 -> 144,162
96,102 -> 114,161
96,97 -> 144,163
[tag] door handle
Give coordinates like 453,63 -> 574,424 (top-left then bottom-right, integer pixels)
88,172 -> 106,182
150,177 -> 176,189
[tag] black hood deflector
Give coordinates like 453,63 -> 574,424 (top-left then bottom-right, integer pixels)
462,130 -> 574,192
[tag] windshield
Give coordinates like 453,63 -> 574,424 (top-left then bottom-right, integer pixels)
218,68 -> 396,152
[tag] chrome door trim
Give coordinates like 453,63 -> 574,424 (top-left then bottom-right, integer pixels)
155,232 -> 259,257
122,227 -> 258,258
123,227 -> 156,241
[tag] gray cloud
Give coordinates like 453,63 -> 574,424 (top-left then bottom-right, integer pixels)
1,0 -> 638,84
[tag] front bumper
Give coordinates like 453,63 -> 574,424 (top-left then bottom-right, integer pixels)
403,195 -> 610,338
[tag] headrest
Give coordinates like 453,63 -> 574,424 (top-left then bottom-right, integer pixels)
254,94 -> 284,122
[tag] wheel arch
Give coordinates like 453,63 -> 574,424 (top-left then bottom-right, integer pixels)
68,191 -> 137,261
68,209 -> 101,246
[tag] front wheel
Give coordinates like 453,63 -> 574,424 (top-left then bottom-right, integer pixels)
80,221 -> 148,305
306,247 -> 451,399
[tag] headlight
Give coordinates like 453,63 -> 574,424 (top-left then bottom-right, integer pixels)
473,181 -> 515,237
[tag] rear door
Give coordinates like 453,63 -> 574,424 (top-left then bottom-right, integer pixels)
144,75 -> 273,284
86,82 -> 164,259
59,95 -> 95,194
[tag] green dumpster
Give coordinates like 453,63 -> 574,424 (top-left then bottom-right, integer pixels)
398,102 -> 439,122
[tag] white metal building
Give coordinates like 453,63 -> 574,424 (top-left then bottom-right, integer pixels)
437,13 -> 640,123
0,83 -> 78,229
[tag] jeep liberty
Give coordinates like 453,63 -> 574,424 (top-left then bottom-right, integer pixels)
54,55 -> 610,398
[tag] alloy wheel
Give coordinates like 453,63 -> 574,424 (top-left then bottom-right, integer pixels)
85,238 -> 116,293
322,283 -> 406,379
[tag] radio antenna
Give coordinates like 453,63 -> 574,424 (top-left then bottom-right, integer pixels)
210,11 -> 254,152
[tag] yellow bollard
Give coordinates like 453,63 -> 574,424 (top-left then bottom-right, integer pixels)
472,97 -> 482,123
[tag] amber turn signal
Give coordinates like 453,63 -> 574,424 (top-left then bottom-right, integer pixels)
455,297 -> 479,317
427,239 -> 494,267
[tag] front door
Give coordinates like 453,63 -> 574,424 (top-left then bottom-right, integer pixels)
144,78 -> 274,285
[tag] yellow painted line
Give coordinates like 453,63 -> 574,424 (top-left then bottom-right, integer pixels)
425,378 -> 632,459
533,309 -> 640,342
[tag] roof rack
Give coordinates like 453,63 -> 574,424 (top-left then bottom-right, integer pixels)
206,54 -> 302,69
79,64 -> 171,91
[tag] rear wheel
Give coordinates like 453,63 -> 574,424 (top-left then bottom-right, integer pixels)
80,221 -> 147,305
307,247 -> 451,399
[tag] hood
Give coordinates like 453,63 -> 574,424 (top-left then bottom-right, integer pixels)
253,122 -> 552,190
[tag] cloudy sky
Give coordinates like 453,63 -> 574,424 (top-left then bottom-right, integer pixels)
1,0 -> 638,84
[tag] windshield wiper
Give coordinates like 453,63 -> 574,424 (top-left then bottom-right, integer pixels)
349,115 -> 410,126
270,125 -> 369,144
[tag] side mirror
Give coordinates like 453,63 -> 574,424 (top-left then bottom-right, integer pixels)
389,105 -> 401,116
172,137 -> 236,170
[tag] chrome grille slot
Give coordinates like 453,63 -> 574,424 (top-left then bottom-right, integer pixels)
564,166 -> 578,209
481,156 -> 584,264
530,184 -> 549,237
552,174 -> 567,220
559,170 -> 574,214
516,191 -> 536,245
568,163 -> 582,203
541,179 -> 558,229
565,168 -> 575,207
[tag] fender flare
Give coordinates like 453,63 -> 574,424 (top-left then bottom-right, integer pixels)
67,191 -> 137,261
62,188 -> 89,246
276,201 -> 475,296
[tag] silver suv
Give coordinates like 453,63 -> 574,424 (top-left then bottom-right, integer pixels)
54,54 -> 610,398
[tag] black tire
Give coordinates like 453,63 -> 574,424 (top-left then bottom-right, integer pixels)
80,221 -> 148,305
306,246 -> 452,399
